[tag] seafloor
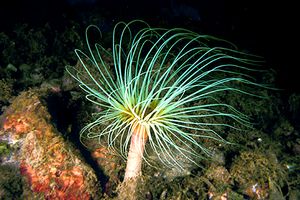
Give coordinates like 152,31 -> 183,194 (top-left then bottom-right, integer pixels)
0,1 -> 299,199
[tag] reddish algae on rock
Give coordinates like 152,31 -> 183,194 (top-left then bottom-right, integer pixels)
0,89 -> 99,199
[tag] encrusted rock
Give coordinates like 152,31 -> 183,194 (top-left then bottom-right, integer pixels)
0,89 -> 100,199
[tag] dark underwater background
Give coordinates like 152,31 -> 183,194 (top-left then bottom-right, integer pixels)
1,0 -> 298,92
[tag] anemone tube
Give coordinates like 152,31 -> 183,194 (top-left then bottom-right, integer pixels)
66,20 -> 266,190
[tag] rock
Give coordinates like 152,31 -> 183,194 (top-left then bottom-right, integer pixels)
0,89 -> 100,199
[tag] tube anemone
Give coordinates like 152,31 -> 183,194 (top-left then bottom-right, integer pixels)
66,20 -> 266,196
